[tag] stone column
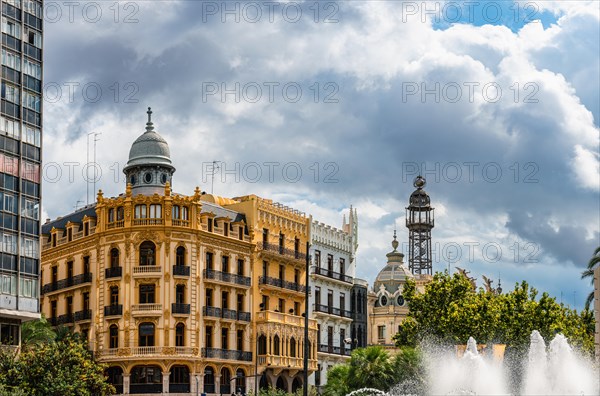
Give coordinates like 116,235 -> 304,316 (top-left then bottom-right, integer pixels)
162,372 -> 169,394
215,374 -> 221,395
122,373 -> 130,394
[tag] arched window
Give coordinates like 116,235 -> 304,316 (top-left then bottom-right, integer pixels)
258,335 -> 267,355
109,324 -> 118,349
139,241 -> 155,266
175,323 -> 184,347
176,246 -> 185,266
170,366 -> 190,392
221,368 -> 231,394
149,204 -> 161,219
273,335 -> 280,356
110,248 -> 119,268
139,322 -> 155,347
105,367 -> 123,394
204,367 -> 215,394
134,204 -> 147,219
235,369 -> 246,394
116,206 -> 124,221
131,365 -> 162,393
289,337 -> 296,357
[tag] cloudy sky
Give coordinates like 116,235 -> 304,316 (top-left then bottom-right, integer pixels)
41,0 -> 599,310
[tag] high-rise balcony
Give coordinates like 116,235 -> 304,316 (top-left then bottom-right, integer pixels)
105,266 -> 122,279
202,306 -> 251,322
313,303 -> 352,319
41,273 -> 92,294
203,269 -> 250,287
171,303 -> 190,315
201,347 -> 252,362
259,275 -> 308,294
259,242 -> 306,261
131,304 -> 162,316
311,265 -> 353,284
74,309 -> 92,322
104,304 -> 123,317
172,265 -> 190,276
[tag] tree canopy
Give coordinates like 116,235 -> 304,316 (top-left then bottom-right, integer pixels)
394,272 -> 595,354
0,320 -> 114,396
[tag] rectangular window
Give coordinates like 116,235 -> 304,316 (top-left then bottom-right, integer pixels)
205,288 -> 213,306
237,293 -> 243,312
23,59 -> 42,80
237,259 -> 244,276
21,197 -> 39,219
20,160 -> 40,183
261,295 -> 268,311
2,233 -> 16,254
24,28 -> 41,48
83,291 -> 90,311
149,204 -> 161,218
1,49 -> 20,71
134,205 -> 147,219
1,17 -> 21,38
315,250 -> 321,267
340,258 -> 345,275
2,192 -> 16,213
110,287 -> 119,305
0,153 -> 19,176
262,261 -> 268,278
378,325 -> 386,340
1,274 -> 16,295
1,82 -> 20,103
207,217 -> 213,232
0,116 -> 20,139
340,293 -> 346,311
23,1 -> 42,17
221,255 -> 229,273
236,329 -> 243,351
221,328 -> 228,349
20,236 -> 37,258
278,298 -> 284,313
221,291 -> 228,310
139,284 -> 155,304
205,252 -> 213,270
294,302 -> 300,316
314,287 -> 321,305
23,125 -> 40,147
66,296 -> 73,315
205,326 -> 213,348
22,91 -> 40,112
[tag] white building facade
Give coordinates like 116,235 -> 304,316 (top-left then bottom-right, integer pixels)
308,208 -> 358,392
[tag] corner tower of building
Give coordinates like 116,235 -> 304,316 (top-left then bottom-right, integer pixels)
123,107 -> 175,195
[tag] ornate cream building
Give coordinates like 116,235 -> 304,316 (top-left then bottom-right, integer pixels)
40,109 -> 317,395
368,232 -> 430,347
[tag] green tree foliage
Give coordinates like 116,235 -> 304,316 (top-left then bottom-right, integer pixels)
0,321 -> 114,396
394,272 -> 595,355
581,246 -> 600,310
20,316 -> 56,349
322,346 -> 424,395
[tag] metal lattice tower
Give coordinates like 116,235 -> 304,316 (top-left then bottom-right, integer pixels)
406,176 -> 435,275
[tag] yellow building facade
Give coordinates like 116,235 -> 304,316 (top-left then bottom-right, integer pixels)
40,109 -> 316,395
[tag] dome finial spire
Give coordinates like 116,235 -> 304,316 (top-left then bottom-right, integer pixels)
146,107 -> 154,132
392,229 -> 399,251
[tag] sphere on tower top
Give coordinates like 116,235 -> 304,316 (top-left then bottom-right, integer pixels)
409,176 -> 430,208
414,175 -> 426,189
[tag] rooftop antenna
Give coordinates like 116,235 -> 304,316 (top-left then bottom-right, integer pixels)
74,200 -> 84,211
210,160 -> 220,195
86,132 -> 101,204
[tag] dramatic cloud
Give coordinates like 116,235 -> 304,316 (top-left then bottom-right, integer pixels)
42,0 -> 599,309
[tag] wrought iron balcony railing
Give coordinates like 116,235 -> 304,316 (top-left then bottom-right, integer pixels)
105,266 -> 122,279
202,306 -> 250,322
259,275 -> 307,293
172,265 -> 190,276
259,242 -> 306,260
42,273 -> 92,294
74,309 -> 92,322
313,303 -> 352,318
201,347 -> 252,361
318,343 -> 348,356
311,266 -> 353,284
203,269 -> 251,286
104,304 -> 123,316
172,303 -> 190,314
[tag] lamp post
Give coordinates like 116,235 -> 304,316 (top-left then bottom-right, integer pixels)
303,241 -> 310,396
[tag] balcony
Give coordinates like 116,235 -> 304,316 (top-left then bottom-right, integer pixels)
172,265 -> 190,277
172,219 -> 190,227
318,344 -> 349,356
259,275 -> 307,294
104,304 -> 123,317
105,266 -> 122,279
313,304 -> 352,319
132,218 -> 164,226
203,269 -> 251,287
99,346 -> 195,358
311,265 -> 353,284
202,306 -> 250,322
106,220 -> 124,229
41,273 -> 92,294
171,303 -> 190,315
257,355 -> 318,371
201,347 -> 252,362
131,304 -> 162,316
256,310 -> 317,330
259,241 -> 306,261
74,309 -> 92,322
50,313 -> 74,326
132,266 -> 162,275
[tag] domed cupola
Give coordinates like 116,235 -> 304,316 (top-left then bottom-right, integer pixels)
373,231 -> 414,307
123,108 -> 176,195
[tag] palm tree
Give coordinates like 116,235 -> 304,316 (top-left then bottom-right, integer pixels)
347,346 -> 396,391
581,246 -> 600,310
20,316 -> 56,349
322,364 -> 350,396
